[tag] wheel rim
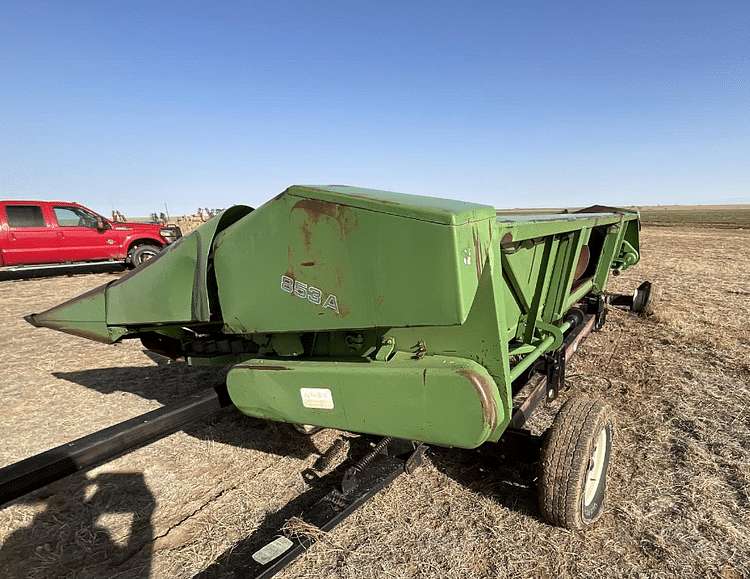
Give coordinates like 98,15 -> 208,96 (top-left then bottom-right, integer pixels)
584,428 -> 608,506
139,249 -> 157,264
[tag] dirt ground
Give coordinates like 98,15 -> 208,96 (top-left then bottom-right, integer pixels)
1,226 -> 749,579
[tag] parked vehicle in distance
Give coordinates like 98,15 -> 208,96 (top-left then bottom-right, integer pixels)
0,200 -> 181,269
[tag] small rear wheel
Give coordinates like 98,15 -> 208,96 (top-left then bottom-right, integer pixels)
631,281 -> 653,314
129,244 -> 161,268
538,397 -> 614,529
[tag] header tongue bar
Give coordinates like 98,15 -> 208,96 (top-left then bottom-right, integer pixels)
0,386 -> 230,507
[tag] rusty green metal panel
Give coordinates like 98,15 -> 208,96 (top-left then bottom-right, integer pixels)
387,252 -> 514,443
287,185 -> 497,225
212,186 -> 496,333
226,352 -> 502,449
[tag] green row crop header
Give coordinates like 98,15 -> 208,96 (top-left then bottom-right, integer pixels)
27,185 -> 641,449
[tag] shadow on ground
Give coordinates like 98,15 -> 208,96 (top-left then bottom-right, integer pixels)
1,356 -> 323,579
0,472 -> 155,579
52,356 -> 320,461
0,262 -> 126,281
430,443 -> 543,521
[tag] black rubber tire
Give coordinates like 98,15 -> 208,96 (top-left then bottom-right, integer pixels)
129,244 -> 161,268
538,397 -> 614,530
631,281 -> 653,315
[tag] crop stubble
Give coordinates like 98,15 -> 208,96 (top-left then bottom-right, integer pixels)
0,225 -> 749,579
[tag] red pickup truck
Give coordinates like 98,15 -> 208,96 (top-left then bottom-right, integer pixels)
0,200 -> 181,269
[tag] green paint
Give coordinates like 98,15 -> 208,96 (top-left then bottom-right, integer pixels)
27,186 -> 641,448
227,353 -> 501,449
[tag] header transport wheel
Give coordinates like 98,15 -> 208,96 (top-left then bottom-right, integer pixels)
538,397 -> 614,530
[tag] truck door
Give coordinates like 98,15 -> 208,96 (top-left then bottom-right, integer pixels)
1,204 -> 60,265
52,205 -> 121,261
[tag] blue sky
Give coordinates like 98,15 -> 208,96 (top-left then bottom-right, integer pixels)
1,1 -> 747,216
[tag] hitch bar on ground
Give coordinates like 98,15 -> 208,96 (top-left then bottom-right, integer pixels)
0,385 -> 232,507
195,438 -> 428,579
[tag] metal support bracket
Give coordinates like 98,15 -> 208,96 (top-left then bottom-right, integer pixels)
508,314 -> 596,430
375,337 -> 396,361
543,346 -> 566,402
341,438 -> 426,495
584,294 -> 607,330
495,428 -> 545,463
404,443 -> 428,474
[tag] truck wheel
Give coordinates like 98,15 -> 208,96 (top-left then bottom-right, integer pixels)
538,397 -> 614,530
129,244 -> 161,268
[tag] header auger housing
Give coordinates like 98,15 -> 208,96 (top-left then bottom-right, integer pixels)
18,185 -> 647,546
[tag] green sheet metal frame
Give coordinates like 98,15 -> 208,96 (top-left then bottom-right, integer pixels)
26,186 -> 641,449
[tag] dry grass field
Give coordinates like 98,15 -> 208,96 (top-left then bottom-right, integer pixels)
639,206 -> 750,229
1,223 -> 749,579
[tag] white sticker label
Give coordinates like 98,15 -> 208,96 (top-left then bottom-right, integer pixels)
301,387 -> 334,409
252,536 -> 293,565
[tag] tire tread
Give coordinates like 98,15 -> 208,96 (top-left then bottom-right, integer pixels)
538,397 -> 613,529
